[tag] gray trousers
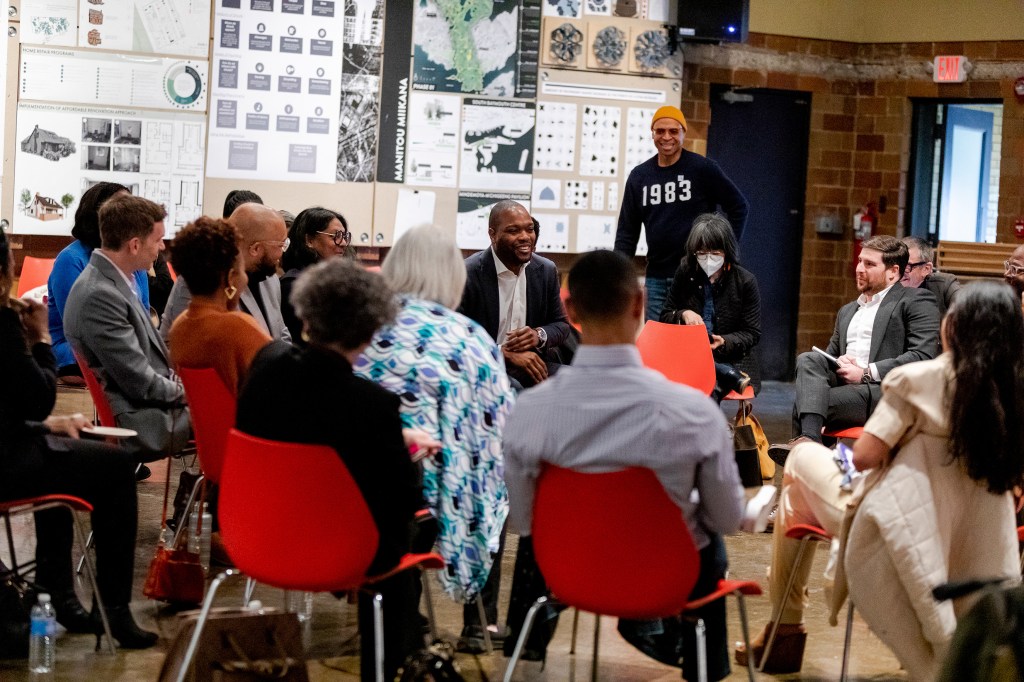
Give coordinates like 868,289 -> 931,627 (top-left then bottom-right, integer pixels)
792,351 -> 882,438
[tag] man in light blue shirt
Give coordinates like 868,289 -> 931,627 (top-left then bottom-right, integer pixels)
503,249 -> 744,680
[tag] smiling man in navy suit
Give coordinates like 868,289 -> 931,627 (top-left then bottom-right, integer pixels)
459,200 -> 572,389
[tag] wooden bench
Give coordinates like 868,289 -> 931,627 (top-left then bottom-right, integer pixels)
935,240 -> 1017,282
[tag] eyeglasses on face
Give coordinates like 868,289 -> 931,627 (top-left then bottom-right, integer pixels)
254,237 -> 290,252
316,229 -> 352,246
1005,260 -> 1024,277
905,261 -> 929,271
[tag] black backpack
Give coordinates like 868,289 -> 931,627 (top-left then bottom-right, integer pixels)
937,581 -> 1024,682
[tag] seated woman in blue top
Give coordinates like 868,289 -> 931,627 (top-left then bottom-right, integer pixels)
47,182 -> 150,386
354,224 -> 514,649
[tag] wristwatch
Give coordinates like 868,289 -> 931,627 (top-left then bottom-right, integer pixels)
535,327 -> 547,349
860,370 -> 871,384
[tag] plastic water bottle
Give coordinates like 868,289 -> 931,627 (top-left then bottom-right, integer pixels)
28,593 -> 56,680
188,501 -> 212,572
286,591 -> 314,623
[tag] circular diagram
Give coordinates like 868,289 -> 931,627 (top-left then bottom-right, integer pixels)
549,22 -> 583,64
634,30 -> 671,71
164,63 -> 202,107
593,26 -> 626,67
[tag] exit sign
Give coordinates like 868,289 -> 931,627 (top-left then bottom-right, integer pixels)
934,55 -> 968,83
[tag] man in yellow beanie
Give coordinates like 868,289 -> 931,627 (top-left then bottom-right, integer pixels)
615,104 -> 749,321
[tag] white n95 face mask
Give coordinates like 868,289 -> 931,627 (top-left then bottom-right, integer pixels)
697,253 -> 725,277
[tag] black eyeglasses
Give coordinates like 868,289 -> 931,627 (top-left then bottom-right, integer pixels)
905,261 -> 929,271
317,229 -> 352,246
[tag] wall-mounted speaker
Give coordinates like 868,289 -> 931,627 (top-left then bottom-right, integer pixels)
677,0 -> 749,44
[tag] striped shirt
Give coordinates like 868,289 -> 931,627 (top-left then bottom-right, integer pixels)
503,344 -> 744,549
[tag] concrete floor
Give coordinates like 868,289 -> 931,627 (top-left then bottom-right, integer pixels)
0,382 -> 907,681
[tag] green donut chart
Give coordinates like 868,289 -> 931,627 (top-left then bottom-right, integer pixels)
164,64 -> 204,108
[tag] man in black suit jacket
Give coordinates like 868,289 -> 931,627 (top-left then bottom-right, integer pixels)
459,201 -> 572,389
772,235 -> 939,458
901,236 -> 962,317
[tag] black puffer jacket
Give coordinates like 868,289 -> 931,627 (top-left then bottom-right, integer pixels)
659,262 -> 762,388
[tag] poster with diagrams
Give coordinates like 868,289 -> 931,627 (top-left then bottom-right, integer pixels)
533,212 -> 569,252
542,0 -> 580,18
337,0 -> 384,181
412,0 -> 539,98
20,48 -> 208,112
208,0 -> 346,183
579,104 -> 620,175
456,192 -> 530,250
575,213 -> 616,251
14,103 -> 205,234
20,0 -> 78,45
405,91 -> 460,187
625,105 -> 655,169
533,101 -> 576,171
76,0 -> 211,56
460,99 -> 535,192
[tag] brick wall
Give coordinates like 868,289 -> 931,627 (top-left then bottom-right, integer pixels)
682,34 -> 1024,352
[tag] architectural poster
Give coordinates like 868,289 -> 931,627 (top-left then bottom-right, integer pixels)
456,192 -> 529,250
77,0 -> 211,57
336,0 -> 384,182
459,98 -> 535,192
207,0 -> 346,183
13,103 -> 205,234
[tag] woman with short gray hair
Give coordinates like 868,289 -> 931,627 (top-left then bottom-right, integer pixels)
354,225 -> 513,643
236,258 -> 430,680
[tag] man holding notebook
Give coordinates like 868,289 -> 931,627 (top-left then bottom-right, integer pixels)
769,235 -> 940,462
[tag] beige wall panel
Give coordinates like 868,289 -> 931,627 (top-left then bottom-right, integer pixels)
371,182 -> 458,248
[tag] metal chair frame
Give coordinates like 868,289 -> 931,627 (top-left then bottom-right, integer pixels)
0,495 -> 115,654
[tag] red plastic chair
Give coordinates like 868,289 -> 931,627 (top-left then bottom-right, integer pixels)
73,349 -> 117,428
560,286 -> 581,332
165,261 -> 177,282
762,523 -> 854,680
177,367 -> 235,485
0,494 -> 115,654
823,425 -> 864,441
636,321 -> 716,395
503,465 -> 762,682
16,256 -> 55,298
174,429 -> 444,682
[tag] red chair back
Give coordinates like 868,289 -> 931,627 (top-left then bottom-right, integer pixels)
219,428 -> 380,592
73,350 -> 116,428
532,465 -> 699,619
177,367 -> 236,484
636,320 -> 716,395
16,257 -> 55,298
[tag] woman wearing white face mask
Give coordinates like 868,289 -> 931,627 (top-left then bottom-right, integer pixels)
661,212 -> 762,401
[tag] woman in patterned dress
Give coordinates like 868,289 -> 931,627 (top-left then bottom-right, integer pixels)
353,224 -> 514,645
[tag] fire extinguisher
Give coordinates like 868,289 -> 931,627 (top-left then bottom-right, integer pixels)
852,202 -> 877,269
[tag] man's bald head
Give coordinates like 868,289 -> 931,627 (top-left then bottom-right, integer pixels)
230,203 -> 288,276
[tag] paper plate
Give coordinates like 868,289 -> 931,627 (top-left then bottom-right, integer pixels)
82,426 -> 138,439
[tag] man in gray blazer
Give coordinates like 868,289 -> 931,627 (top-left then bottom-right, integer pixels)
64,194 -> 191,461
771,235 -> 939,459
160,202 -> 292,343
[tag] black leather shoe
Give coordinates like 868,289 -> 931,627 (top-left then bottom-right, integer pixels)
91,604 -> 158,650
134,464 -> 152,482
53,591 -> 96,634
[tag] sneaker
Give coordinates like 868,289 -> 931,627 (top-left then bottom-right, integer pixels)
741,485 -> 777,533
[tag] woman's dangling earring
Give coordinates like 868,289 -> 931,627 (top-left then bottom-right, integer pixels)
225,284 -> 238,300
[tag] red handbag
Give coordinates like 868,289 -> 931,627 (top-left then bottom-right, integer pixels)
143,455 -> 205,605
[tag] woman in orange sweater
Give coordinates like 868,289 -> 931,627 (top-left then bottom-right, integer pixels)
167,217 -> 272,394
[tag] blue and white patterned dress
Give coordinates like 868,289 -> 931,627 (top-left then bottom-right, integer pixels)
354,295 -> 514,601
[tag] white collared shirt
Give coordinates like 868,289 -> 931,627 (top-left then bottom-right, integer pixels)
846,283 -> 895,381
492,247 -> 528,346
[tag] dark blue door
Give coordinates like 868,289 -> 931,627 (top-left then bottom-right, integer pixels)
707,86 -> 811,380
940,105 -> 993,242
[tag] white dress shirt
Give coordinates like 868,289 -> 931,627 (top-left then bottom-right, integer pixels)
846,283 -> 894,381
492,248 -> 528,346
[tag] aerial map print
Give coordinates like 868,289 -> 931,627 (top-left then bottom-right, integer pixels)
413,0 -> 522,97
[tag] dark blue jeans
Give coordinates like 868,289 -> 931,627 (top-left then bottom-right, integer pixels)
645,276 -> 675,322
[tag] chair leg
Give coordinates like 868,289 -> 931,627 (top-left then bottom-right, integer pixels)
69,510 -> 114,655
75,530 -> 94,576
761,534 -> 814,671
840,600 -> 854,682
421,573 -> 439,642
243,576 -> 257,606
503,596 -> 547,682
734,592 -> 757,682
372,592 -> 385,682
695,617 -> 707,682
590,614 -> 601,682
175,568 -> 242,682
569,608 -> 580,655
475,593 -> 494,654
